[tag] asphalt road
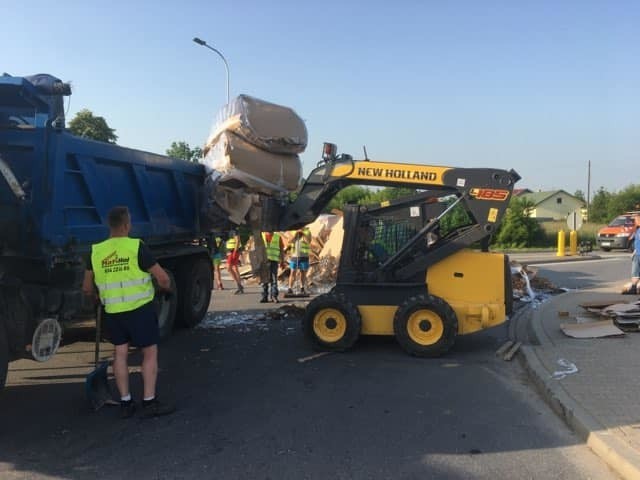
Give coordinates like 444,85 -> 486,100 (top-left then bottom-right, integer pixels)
526,251 -> 630,291
0,282 -> 620,479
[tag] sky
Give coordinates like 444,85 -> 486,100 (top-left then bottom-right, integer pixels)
2,0 -> 638,196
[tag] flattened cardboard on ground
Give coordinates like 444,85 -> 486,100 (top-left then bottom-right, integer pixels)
579,301 -> 619,310
560,319 -> 625,338
602,303 -> 640,316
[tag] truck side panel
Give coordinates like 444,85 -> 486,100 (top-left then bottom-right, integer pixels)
0,128 -> 206,257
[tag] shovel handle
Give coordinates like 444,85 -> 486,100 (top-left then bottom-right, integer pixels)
94,306 -> 102,367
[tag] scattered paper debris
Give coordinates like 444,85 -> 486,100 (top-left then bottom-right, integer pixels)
297,352 -> 332,363
552,358 -> 578,379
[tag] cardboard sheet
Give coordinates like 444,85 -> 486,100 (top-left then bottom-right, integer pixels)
560,319 -> 625,338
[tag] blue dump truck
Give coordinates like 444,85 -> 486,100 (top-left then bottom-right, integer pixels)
0,74 -> 219,389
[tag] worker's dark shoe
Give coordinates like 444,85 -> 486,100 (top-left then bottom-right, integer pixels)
233,287 -> 244,295
140,399 -> 176,419
260,297 -> 269,303
287,288 -> 293,295
300,288 -> 306,295
120,400 -> 137,419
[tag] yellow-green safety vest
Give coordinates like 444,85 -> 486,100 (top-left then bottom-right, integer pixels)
299,228 -> 311,256
226,236 -> 238,251
91,237 -> 155,314
262,232 -> 281,262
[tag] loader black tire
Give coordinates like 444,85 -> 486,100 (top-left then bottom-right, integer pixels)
393,294 -> 458,357
0,321 -> 8,391
176,257 -> 212,328
154,270 -> 177,341
304,293 -> 361,352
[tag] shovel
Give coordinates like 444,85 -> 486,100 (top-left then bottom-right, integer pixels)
85,305 -> 117,411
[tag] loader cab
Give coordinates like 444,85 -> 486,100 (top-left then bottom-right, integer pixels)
337,192 -> 455,285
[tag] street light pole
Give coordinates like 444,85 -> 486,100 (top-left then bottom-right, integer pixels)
192,37 -> 230,104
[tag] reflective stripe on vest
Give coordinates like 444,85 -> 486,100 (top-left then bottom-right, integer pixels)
91,237 -> 155,314
226,237 -> 237,250
262,232 -> 281,262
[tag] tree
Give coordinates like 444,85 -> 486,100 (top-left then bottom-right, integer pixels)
166,141 -> 203,162
68,109 -> 117,143
606,184 -> 640,217
573,189 -> 585,202
326,186 -> 370,212
493,197 -> 543,248
589,187 -> 612,223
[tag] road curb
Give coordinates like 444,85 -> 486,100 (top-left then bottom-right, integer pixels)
518,296 -> 640,480
510,254 -> 602,265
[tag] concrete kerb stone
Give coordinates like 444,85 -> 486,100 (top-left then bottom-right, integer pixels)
518,294 -> 640,480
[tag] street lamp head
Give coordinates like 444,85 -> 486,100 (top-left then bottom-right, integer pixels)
193,37 -> 206,46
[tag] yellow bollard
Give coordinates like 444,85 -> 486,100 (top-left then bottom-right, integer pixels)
569,230 -> 578,256
557,230 -> 565,257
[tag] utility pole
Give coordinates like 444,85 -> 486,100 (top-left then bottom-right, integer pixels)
586,160 -> 591,222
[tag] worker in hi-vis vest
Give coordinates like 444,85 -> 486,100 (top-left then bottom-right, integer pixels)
260,231 -> 285,303
287,227 -> 311,295
82,206 -> 175,419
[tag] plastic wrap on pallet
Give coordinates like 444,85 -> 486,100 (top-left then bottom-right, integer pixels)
204,94 -> 307,155
202,131 -> 302,194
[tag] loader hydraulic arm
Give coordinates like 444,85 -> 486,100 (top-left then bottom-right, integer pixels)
279,143 -> 521,234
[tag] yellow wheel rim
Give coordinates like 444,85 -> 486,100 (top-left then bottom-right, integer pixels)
313,308 -> 347,343
407,309 -> 444,346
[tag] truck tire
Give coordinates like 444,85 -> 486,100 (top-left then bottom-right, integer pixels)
176,257 -> 212,328
154,270 -> 177,341
303,293 -> 361,352
0,322 -> 8,391
393,294 -> 458,357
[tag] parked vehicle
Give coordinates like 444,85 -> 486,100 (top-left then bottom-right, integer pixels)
596,212 -> 640,251
0,74 -> 218,390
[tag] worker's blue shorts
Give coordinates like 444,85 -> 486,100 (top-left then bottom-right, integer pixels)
289,257 -> 309,271
104,301 -> 159,348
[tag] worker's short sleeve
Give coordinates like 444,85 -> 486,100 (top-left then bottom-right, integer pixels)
138,241 -> 157,270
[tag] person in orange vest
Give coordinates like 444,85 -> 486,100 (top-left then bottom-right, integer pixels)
260,231 -> 285,303
82,206 -> 175,419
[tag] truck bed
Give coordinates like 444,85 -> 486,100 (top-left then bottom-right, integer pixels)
0,78 -> 207,260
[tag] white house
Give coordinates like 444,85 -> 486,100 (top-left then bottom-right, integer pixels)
517,190 -> 585,221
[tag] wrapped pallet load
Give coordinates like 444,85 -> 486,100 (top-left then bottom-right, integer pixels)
203,94 -> 307,194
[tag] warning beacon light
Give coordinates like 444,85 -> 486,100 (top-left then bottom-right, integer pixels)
322,142 -> 337,162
